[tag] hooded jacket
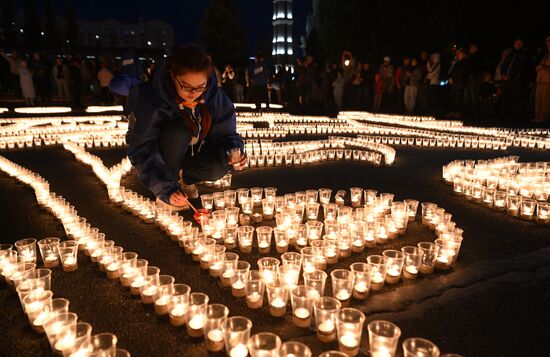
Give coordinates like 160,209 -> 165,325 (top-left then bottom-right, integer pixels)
125,62 -> 243,202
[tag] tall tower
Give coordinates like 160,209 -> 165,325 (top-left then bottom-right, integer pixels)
272,0 -> 293,72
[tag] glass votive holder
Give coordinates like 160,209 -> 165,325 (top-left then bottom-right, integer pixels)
245,270 -> 265,309
493,191 -> 507,212
267,281 -> 289,317
250,187 -> 264,206
306,202 -> 321,221
236,188 -> 250,205
350,187 -> 363,207
59,321 -> 92,357
402,337 -> 440,357
280,341 -> 312,357
248,332 -> 281,357
237,225 -> 254,254
257,257 -> 280,285
224,189 -> 236,207
132,266 -> 158,296
273,227 -> 289,253
404,199 -> 419,221
38,238 -> 60,268
305,189 -> 319,204
140,269 -> 161,304
225,206 -> 240,226
204,303 -> 229,352
319,188 -> 332,205
434,236 -> 463,270
200,244 -> 225,270
105,248 -> 124,280
262,199 -> 275,220
44,312 -> 78,352
212,210 -> 228,240
421,202 -> 437,225
401,246 -> 422,279
293,224 -> 308,250
350,262 -> 371,300
169,283 -> 191,326
23,289 -> 53,332
256,226 -> 273,254
15,238 -> 37,264
520,198 -> 536,221
331,269 -> 354,306
303,269 -> 327,297
221,252 -> 239,287
314,296 -> 341,342
192,238 -> 216,262
222,316 -> 252,357
306,221 -> 323,242
119,252 -> 139,286
367,255 -> 387,291
186,292 -> 209,337
231,261 -> 250,297
34,297 -> 69,334
208,246 -> 227,277
278,264 -> 300,290
213,192 -> 226,210
382,250 -> 405,284
335,308 -> 366,357
17,276 -> 46,311
417,242 -> 439,274
200,194 -> 214,211
90,333 -> 117,355
59,241 -> 78,272
97,241 -> 116,271
124,258 -> 147,290
223,225 -> 238,250
507,195 -> 521,217
281,252 -> 301,269
290,285 -> 319,328
537,202 -> 550,224
323,238 -> 340,265
154,275 -> 176,315
367,320 -> 401,357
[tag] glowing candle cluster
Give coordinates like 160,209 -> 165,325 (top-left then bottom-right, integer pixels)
443,156 -> 549,224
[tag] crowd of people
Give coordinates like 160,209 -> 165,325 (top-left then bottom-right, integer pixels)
0,35 -> 549,124
0,49 -> 155,109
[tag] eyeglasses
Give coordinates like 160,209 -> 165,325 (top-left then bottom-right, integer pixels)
173,75 -> 208,94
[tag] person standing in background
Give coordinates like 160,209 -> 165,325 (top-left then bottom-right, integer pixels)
52,57 -> 70,103
533,36 -> 550,123
19,60 -> 35,106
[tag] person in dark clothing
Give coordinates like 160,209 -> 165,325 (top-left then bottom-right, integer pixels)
464,43 -> 484,116
448,48 -> 469,117
249,54 -> 269,111
499,38 -> 532,121
125,44 -> 246,211
395,57 -> 411,113
69,58 -> 83,110
360,63 -> 374,110
29,52 -> 51,102
479,72 -> 498,118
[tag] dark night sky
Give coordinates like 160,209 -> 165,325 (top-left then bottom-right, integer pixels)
14,0 -> 313,54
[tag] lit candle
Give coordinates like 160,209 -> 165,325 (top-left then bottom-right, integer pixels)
370,271 -> 385,291
188,315 -> 204,330
385,265 -> 401,284
62,256 -> 77,272
340,334 -> 358,348
246,292 -> 263,309
270,297 -> 286,317
54,332 -> 76,352
335,289 -> 351,302
230,344 -> 248,357
43,254 -> 59,268
232,280 -> 246,297
169,304 -> 187,326
154,295 -> 171,315
293,307 -> 311,328
205,328 -> 225,352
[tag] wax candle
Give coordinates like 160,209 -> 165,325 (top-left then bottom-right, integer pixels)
169,304 -> 187,326
339,334 -> 359,356
62,256 -> 77,272
353,282 -> 369,300
232,280 -> 246,297
187,315 -> 205,337
270,297 -> 286,317
246,292 -> 263,309
293,307 -> 311,328
317,319 -> 336,342
385,266 -> 401,284
229,344 -> 248,357
205,328 -> 225,352
403,265 -> 419,279
370,272 -> 385,291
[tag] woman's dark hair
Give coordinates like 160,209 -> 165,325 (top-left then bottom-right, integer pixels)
167,44 -> 212,76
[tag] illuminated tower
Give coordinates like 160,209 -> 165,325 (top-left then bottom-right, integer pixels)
272,0 -> 293,71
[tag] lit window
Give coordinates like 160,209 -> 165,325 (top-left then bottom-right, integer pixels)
147,41 -> 152,46
287,37 -> 292,43
287,48 -> 293,55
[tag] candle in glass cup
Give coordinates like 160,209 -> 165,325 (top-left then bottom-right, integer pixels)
331,269 -> 354,306
59,241 -> 78,272
245,270 -> 264,309
248,332 -> 281,357
256,226 -> 273,254
350,263 -> 371,300
383,250 -> 404,284
367,320 -> 401,357
274,227 -> 289,253
267,282 -> 288,317
186,292 -> 209,337
335,308 -> 365,357
154,275 -> 175,315
237,226 -> 254,254
221,252 -> 239,287
290,285 -> 319,328
231,261 -> 250,297
203,304 -> 229,352
222,316 -> 252,357
15,238 -> 37,264
168,283 -> 191,326
38,238 -> 60,268
314,297 -> 341,343
367,255 -> 386,291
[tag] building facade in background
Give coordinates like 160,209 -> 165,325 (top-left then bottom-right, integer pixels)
272,0 -> 293,71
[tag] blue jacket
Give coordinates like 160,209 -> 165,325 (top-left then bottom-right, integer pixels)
125,62 -> 243,202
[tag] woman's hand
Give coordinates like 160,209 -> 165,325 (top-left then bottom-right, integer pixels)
169,191 -> 188,206
228,150 -> 247,171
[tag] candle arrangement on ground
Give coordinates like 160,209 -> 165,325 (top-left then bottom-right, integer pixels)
0,245 -> 124,356
442,156 -> 549,224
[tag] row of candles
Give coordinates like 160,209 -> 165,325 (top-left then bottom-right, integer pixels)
59,144 -> 464,356
0,152 -> 456,357
234,111 -> 549,151
0,242 -> 125,356
442,157 -> 549,224
243,137 -> 395,166
111,189 -> 460,357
